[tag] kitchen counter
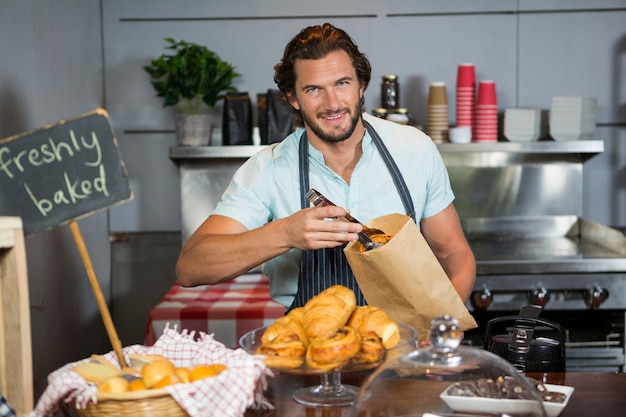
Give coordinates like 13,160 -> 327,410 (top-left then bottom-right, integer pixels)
244,372 -> 626,416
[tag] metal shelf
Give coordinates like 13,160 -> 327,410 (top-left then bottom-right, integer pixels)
170,140 -> 604,165
169,145 -> 266,160
439,140 -> 603,165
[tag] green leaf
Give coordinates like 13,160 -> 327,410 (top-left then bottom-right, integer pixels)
143,38 -> 241,113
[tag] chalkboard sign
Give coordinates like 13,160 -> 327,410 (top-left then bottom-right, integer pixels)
0,109 -> 132,235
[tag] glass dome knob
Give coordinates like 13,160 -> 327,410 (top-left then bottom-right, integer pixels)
431,314 -> 462,351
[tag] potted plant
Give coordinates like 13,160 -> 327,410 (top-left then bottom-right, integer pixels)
144,37 -> 241,145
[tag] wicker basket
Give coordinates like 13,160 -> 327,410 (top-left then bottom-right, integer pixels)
72,388 -> 188,417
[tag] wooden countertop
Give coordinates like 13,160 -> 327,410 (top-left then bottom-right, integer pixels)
244,372 -> 626,417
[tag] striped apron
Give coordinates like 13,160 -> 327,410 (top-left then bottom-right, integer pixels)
288,120 -> 416,311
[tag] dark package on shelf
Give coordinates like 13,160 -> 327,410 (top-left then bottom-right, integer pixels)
222,92 -> 253,145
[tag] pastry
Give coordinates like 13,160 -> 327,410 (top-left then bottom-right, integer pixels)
255,286 -> 401,370
302,285 -> 357,340
358,232 -> 393,252
306,326 -> 362,370
261,311 -> 308,347
256,340 -> 306,369
348,305 -> 400,349
256,306 -> 311,369
350,331 -> 385,364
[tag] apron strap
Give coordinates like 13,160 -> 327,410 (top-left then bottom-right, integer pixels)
363,120 -> 416,223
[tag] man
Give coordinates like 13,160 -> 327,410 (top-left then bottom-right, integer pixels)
176,23 -> 475,311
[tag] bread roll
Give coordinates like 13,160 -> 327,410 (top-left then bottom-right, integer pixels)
98,376 -> 130,393
175,367 -> 191,383
141,359 -> 176,388
348,306 -> 400,349
73,362 -> 121,384
189,364 -> 227,382
129,378 -> 147,391
302,285 -> 356,340
151,373 -> 182,389
128,353 -> 169,371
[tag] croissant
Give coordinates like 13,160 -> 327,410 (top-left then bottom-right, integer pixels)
305,326 -> 362,370
257,308 -> 309,369
261,310 -> 308,347
302,285 -> 357,340
287,306 -> 305,322
347,305 -> 400,349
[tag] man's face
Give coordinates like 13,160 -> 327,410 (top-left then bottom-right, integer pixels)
287,50 -> 364,144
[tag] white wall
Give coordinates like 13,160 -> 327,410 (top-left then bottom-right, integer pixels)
0,0 -> 111,405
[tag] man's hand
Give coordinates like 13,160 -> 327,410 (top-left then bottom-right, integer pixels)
283,205 -> 363,250
177,205 -> 363,287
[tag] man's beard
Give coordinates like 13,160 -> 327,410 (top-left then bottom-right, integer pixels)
301,102 -> 361,144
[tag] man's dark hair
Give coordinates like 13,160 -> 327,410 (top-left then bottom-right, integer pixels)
273,23 -> 372,126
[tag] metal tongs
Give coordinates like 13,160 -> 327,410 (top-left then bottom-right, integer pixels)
305,188 -> 384,251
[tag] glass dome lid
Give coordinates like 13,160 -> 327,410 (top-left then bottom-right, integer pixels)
351,315 -> 548,417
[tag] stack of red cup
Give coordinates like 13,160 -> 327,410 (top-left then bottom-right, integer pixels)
474,80 -> 498,142
455,63 -> 476,132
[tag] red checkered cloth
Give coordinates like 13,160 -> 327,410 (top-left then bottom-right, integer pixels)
28,327 -> 274,417
145,274 -> 285,348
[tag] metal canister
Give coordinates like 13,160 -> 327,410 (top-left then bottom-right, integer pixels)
381,74 -> 400,109
372,108 -> 388,119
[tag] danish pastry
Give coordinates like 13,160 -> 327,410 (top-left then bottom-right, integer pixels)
305,326 -> 362,371
256,340 -> 306,369
350,331 -> 385,364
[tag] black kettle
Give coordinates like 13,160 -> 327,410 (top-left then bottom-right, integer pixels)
484,305 -> 566,373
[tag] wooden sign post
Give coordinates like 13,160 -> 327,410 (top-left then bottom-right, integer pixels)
0,217 -> 32,416
0,109 -> 133,385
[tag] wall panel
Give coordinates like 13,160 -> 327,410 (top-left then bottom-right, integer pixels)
102,1 -> 626,231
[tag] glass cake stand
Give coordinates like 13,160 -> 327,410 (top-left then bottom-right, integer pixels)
239,322 -> 417,407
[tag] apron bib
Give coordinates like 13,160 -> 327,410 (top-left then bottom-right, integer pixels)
288,120 -> 416,310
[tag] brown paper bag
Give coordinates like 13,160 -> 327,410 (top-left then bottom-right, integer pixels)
344,213 -> 477,344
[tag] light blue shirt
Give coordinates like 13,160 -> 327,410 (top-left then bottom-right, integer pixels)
213,112 -> 454,306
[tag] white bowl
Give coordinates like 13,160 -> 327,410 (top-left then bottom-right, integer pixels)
440,383 -> 574,417
448,126 -> 472,143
